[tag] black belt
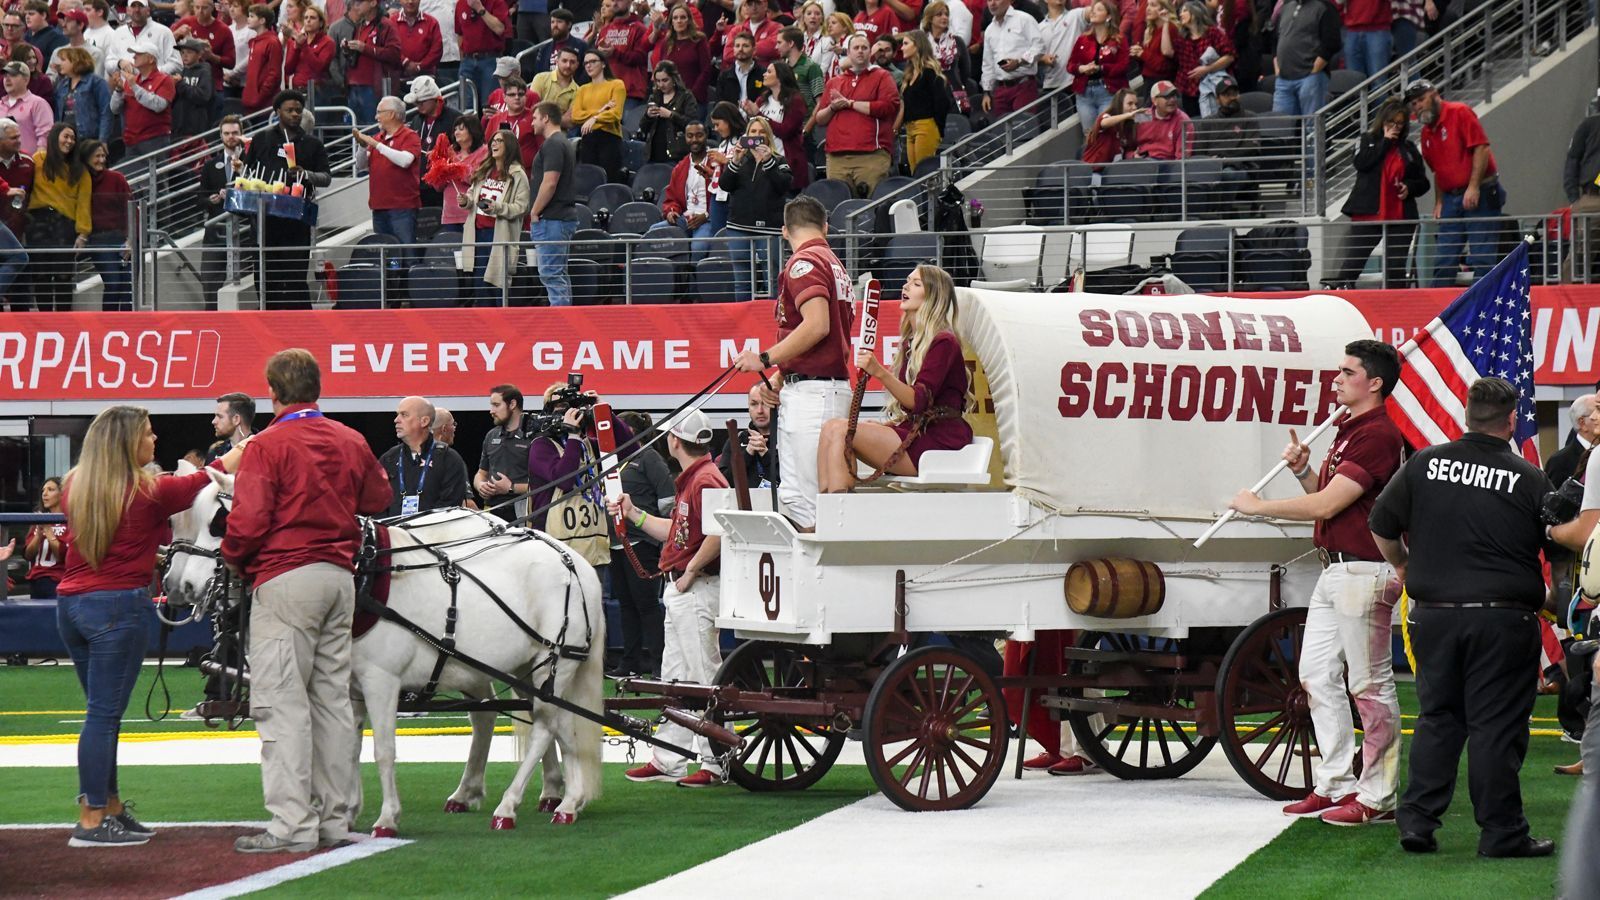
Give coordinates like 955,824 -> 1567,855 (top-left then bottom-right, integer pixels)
996,77 -> 1030,86
464,51 -> 498,59
1411,600 -> 1531,611
1445,176 -> 1498,196
1317,549 -> 1381,566
783,373 -> 848,384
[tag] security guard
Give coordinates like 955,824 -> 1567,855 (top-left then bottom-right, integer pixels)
1368,377 -> 1555,859
473,384 -> 536,522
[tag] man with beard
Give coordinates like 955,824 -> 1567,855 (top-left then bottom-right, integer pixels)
206,391 -> 256,463
719,383 -> 779,490
1406,78 -> 1506,288
1194,76 -> 1259,212
661,121 -> 716,259
529,9 -> 587,81
530,44 -> 579,113
242,90 -> 331,308
474,383 -> 535,521
200,114 -> 247,306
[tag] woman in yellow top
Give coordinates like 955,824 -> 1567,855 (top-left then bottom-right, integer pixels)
30,122 -> 92,312
568,49 -> 627,183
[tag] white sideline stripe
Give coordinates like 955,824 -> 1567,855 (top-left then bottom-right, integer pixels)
0,821 -> 266,829
622,754 -> 1294,900
170,837 -> 411,900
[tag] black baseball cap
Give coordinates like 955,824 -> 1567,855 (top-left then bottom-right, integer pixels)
1402,78 -> 1436,104
1215,75 -> 1238,95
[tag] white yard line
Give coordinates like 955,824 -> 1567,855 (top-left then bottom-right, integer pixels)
170,837 -> 411,899
623,754 -> 1294,900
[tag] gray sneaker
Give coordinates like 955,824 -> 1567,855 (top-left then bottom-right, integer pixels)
114,803 -> 155,837
234,831 -> 317,854
68,816 -> 151,848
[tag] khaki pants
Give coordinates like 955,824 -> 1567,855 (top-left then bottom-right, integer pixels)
249,562 -> 359,844
826,150 -> 892,199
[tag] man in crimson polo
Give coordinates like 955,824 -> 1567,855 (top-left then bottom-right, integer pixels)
223,349 -> 391,854
614,409 -> 729,788
173,0 -> 236,96
732,195 -> 855,531
356,94 -> 422,264
1406,79 -> 1506,288
454,0 -> 508,113
110,39 -> 176,158
391,0 -> 443,77
1228,340 -> 1406,826
483,75 -> 539,169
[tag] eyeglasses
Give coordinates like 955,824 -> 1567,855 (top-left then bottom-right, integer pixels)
1,23 -> 22,28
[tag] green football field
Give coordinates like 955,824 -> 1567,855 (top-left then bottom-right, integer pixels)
0,664 -> 1579,897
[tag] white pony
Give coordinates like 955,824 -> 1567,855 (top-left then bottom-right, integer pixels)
163,468 -> 607,836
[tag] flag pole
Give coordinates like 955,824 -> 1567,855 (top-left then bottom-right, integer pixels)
1192,408 -> 1343,549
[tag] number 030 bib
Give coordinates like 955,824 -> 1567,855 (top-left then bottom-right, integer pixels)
546,486 -> 611,567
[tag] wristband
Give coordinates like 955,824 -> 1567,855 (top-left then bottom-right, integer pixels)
759,350 -> 772,369
1291,464 -> 1311,480
635,511 -> 648,528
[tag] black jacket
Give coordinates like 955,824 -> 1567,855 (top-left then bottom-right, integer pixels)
717,425 -> 779,489
1565,114 -> 1600,203
1341,132 -> 1429,219
378,438 -> 470,518
172,62 -> 215,138
408,102 -> 461,199
714,62 -> 762,110
636,89 -> 702,164
1546,439 -> 1588,490
720,150 -> 791,230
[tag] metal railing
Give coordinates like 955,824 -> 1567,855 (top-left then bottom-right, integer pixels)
1311,0 -> 1590,213
941,86 -> 1076,169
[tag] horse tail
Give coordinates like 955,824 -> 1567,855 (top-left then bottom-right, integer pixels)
570,565 -> 607,804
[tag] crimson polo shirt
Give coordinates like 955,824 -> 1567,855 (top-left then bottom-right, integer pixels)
1312,404 -> 1405,559
392,11 -> 442,72
123,69 -> 176,146
57,466 -> 219,596
1419,100 -> 1498,194
658,454 -> 728,576
368,124 -> 422,210
776,238 -> 853,378
455,0 -> 509,56
175,15 -> 236,85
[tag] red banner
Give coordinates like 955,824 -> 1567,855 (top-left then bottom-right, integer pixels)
3,287 -> 1599,402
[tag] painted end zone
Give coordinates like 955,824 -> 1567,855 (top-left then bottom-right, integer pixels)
0,823 -> 408,900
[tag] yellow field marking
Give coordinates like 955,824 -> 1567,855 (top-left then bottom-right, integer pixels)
0,724 -> 641,745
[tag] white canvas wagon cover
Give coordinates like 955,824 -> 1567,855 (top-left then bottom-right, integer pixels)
956,289 -> 1374,520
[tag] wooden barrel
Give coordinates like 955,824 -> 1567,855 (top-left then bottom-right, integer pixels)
1064,558 -> 1165,619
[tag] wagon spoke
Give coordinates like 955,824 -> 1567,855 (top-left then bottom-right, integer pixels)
1253,716 -> 1292,770
1297,723 -> 1314,788
885,736 -> 924,768
934,747 -> 950,800
1154,719 -> 1174,766
897,745 -> 928,787
1114,714 -> 1137,760
1139,718 -> 1150,769
917,746 -> 935,798
942,674 -> 975,714
1273,723 -> 1299,784
948,739 -> 983,773
791,729 -> 824,762
1236,711 -> 1288,745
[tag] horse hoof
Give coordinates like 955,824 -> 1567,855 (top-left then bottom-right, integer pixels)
443,800 -> 470,813
537,798 -> 559,813
550,812 -> 575,826
372,826 -> 398,838
491,816 -> 516,831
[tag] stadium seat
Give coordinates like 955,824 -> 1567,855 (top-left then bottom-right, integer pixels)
1166,157 -> 1227,218
573,202 -> 594,231
638,223 -> 691,260
1096,159 -> 1164,222
889,198 -> 920,232
631,162 -> 674,201
610,200 -> 664,234
802,178 -> 853,211
628,257 -> 681,303
829,197 -> 871,234
1024,164 -> 1067,225
869,175 -> 917,205
588,183 -> 635,220
424,241 -> 460,267
1327,68 -> 1367,99
876,232 -> 939,288
1254,116 -> 1302,185
623,105 -> 648,139
1235,220 -> 1311,290
574,163 -> 609,204
1169,225 -> 1235,292
969,278 -> 1032,291
1257,74 -> 1276,96
696,255 -> 737,303
569,258 -> 606,305
981,224 -> 1045,286
335,263 -> 385,309
622,139 -> 647,174
351,232 -> 402,268
407,263 -> 460,307
1240,90 -> 1274,114
940,113 -> 973,148
911,156 -> 940,177
1074,223 -> 1135,273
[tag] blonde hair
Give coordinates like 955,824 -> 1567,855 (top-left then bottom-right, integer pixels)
744,115 -> 778,152
920,0 -> 948,31
63,406 -> 155,569
883,265 -> 975,422
899,30 -> 943,86
826,10 -> 853,38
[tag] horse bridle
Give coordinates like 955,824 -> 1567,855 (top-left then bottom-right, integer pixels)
159,490 -> 235,627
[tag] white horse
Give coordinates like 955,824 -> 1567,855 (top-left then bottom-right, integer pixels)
163,468 -> 606,836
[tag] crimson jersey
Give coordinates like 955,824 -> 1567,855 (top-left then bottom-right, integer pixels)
776,237 -> 854,378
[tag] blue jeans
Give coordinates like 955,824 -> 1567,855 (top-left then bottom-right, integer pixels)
708,198 -> 729,248
371,208 -> 418,269
531,217 -> 577,305
1342,29 -> 1393,77
459,55 -> 498,113
0,219 -> 29,300
727,225 -> 771,302
1430,184 -> 1507,287
1077,83 -> 1113,135
57,588 -> 151,808
1391,19 -> 1420,59
1272,71 -> 1329,116
346,84 -> 377,127
686,218 -> 716,260
87,231 -> 130,311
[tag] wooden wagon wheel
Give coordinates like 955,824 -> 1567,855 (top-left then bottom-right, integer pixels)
710,641 -> 846,792
862,644 -> 1009,812
1064,631 -> 1217,780
1215,606 -> 1362,801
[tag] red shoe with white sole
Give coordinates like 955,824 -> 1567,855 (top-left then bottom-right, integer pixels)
677,769 -> 721,788
1023,753 -> 1063,770
1282,793 -> 1355,818
1046,756 -> 1102,776
1320,801 -> 1395,826
625,762 -> 678,783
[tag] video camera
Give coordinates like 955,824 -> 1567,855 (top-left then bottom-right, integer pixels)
529,373 -> 599,437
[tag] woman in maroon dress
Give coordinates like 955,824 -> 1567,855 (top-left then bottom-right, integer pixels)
817,263 -> 974,493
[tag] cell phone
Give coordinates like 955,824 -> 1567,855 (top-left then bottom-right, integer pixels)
498,122 -> 513,131
741,136 -> 761,149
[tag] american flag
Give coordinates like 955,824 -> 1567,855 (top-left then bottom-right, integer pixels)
1387,240 -> 1539,465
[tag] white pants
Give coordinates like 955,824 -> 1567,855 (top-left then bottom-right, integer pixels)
776,378 -> 852,529
652,575 -> 723,776
1299,560 -> 1402,810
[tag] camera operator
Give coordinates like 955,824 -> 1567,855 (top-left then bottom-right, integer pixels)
474,383 -> 535,522
526,377 -> 634,569
719,386 -> 779,489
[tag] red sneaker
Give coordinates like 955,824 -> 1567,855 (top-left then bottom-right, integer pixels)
1023,753 -> 1064,770
624,763 -> 678,783
1320,801 -> 1395,826
1046,756 -> 1102,776
1282,793 -> 1355,818
676,769 -> 721,788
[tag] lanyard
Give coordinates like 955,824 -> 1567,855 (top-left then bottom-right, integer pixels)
397,443 -> 436,497
275,409 -> 324,425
